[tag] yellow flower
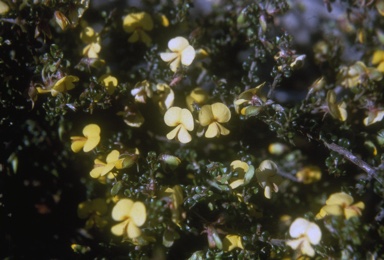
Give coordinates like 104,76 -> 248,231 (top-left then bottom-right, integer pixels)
339,61 -> 382,88
186,87 -> 209,111
160,36 -> 196,72
326,90 -> 347,122
364,109 -> 384,126
316,192 -> 365,220
99,74 -> 118,95
296,166 -> 321,184
268,142 -> 288,155
70,124 -> 101,153
198,103 -> 231,138
229,160 -> 249,189
256,160 -> 283,199
234,83 -> 266,116
131,80 -> 153,103
155,83 -> 174,112
164,107 -> 194,143
123,12 -> 153,46
161,185 -> 184,225
372,50 -> 384,72
111,199 -> 147,239
222,235 -> 244,252
0,1 -> 9,15
77,198 -> 108,229
286,218 -> 322,257
80,27 -> 101,58
90,150 -> 122,179
36,75 -> 79,96
376,0 -> 384,16
117,105 -> 145,128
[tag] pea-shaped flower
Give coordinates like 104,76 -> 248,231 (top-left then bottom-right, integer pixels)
222,234 -> 244,252
164,107 -> 194,143
316,192 -> 365,220
111,199 -> 147,239
98,74 -> 118,95
326,90 -> 347,122
80,27 -> 101,58
256,160 -> 283,199
160,36 -> 196,72
123,12 -> 153,46
198,103 -> 231,138
90,150 -> 122,179
286,218 -> 322,257
186,87 -> 209,111
70,124 -> 100,153
37,75 -> 79,97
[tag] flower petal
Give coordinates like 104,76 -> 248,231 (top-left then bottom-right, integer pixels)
111,220 -> 128,236
217,123 -> 230,136
83,124 -> 101,137
164,107 -> 182,126
170,57 -> 181,72
168,36 -> 189,52
211,103 -> 231,123
205,123 -> 219,138
127,220 -> 142,238
83,135 -> 100,152
106,150 -> 120,163
326,192 -> 353,206
130,201 -> 146,227
112,199 -> 134,221
160,52 -> 178,62
306,222 -> 322,245
322,205 -> 343,216
289,218 -> 310,238
70,137 -> 86,153
177,126 -> 192,143
167,125 -> 182,141
180,108 -> 194,131
181,45 -> 195,66
301,239 -> 315,257
199,105 -> 214,126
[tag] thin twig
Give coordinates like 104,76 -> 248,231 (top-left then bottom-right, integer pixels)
323,141 -> 383,185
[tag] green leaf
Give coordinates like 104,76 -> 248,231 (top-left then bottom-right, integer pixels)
111,181 -> 123,196
244,165 -> 255,185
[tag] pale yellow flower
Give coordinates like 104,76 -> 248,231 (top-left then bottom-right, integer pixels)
234,83 -> 266,116
164,107 -> 194,143
364,109 -> 384,126
0,1 -> 9,15
70,124 -> 100,153
160,36 -> 196,72
372,50 -> 384,72
111,199 -> 147,239
256,160 -> 283,199
296,166 -> 321,184
155,83 -> 174,112
36,75 -> 79,96
339,61 -> 382,88
229,160 -> 249,189
90,150 -> 122,179
81,27 -> 101,58
198,103 -> 231,138
131,80 -> 153,103
326,90 -> 347,122
286,218 -> 321,257
186,87 -> 209,111
99,74 -> 118,95
222,235 -> 244,252
123,12 -> 153,46
316,192 -> 365,220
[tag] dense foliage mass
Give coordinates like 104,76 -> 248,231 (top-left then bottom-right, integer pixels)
1,0 -> 384,259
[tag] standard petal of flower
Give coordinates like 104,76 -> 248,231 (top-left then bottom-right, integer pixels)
141,12 -> 154,31
322,205 -> 343,216
164,107 -> 182,126
127,220 -> 142,238
111,220 -> 128,236
83,124 -> 101,137
90,165 -> 104,178
100,163 -> 115,176
130,201 -> 147,227
199,105 -> 214,126
205,123 -> 219,138
307,223 -> 322,245
289,218 -> 309,238
160,52 -> 178,62
177,126 -> 192,143
180,109 -> 194,131
168,36 -> 189,52
326,192 -> 353,206
211,103 -> 231,122
181,45 -> 196,66
112,199 -> 134,221
106,150 -> 120,163
167,125 -> 182,140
